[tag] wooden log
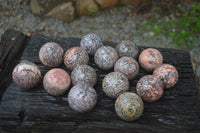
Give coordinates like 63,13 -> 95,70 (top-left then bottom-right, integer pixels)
0,29 -> 28,100
0,32 -> 200,133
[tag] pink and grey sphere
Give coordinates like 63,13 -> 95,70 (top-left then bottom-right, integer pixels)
80,33 -> 103,55
12,60 -> 41,89
114,56 -> 139,80
115,92 -> 144,121
68,84 -> 97,113
39,42 -> 64,67
136,75 -> 164,102
139,48 -> 163,71
43,68 -> 71,96
153,64 -> 178,88
95,46 -> 119,70
116,40 -> 138,59
102,72 -> 129,99
64,47 -> 89,71
71,65 -> 97,86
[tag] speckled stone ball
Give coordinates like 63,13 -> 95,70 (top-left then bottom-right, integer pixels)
71,65 -> 97,86
153,64 -> 178,88
64,47 -> 89,71
80,33 -> 103,55
12,60 -> 41,89
116,40 -> 138,59
68,84 -> 97,113
95,46 -> 119,70
114,56 -> 139,80
136,75 -> 164,102
43,68 -> 71,96
139,48 -> 163,71
102,72 -> 129,99
39,42 -> 64,67
115,92 -> 144,121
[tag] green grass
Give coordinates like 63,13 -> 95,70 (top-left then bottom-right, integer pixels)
88,9 -> 95,15
140,2 -> 200,50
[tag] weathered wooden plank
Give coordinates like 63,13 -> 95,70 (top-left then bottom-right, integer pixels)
0,29 -> 28,100
0,33 -> 200,133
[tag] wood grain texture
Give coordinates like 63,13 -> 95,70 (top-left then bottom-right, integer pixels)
0,29 -> 28,100
0,33 -> 200,133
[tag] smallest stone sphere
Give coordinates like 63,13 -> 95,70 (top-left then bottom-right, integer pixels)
136,75 -> 164,102
139,48 -> 163,71
71,65 -> 97,86
153,64 -> 178,88
43,68 -> 71,96
39,42 -> 64,67
64,47 -> 89,71
80,33 -> 103,55
114,56 -> 139,80
115,92 -> 144,121
68,84 -> 97,113
12,60 -> 41,89
116,40 -> 138,59
102,72 -> 129,99
95,46 -> 119,70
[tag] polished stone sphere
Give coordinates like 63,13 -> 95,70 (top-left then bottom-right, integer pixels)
71,65 -> 97,86
39,42 -> 64,67
43,68 -> 71,96
136,75 -> 164,102
115,92 -> 144,121
12,60 -> 41,89
114,56 -> 139,80
153,64 -> 178,88
139,48 -> 163,71
68,84 -> 97,113
64,47 -> 89,71
94,46 -> 119,70
116,40 -> 138,58
80,33 -> 103,55
102,72 -> 129,99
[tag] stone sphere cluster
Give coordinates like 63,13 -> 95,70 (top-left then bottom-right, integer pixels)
12,33 -> 179,122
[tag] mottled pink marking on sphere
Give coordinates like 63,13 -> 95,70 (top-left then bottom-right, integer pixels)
68,84 -> 97,113
116,40 -> 138,58
43,68 -> 71,96
136,75 -> 164,102
102,72 -> 129,99
64,47 -> 89,71
139,48 -> 163,71
71,65 -> 97,86
114,56 -> 139,80
80,33 -> 103,55
153,64 -> 178,88
39,42 -> 64,67
12,60 -> 41,89
95,46 -> 119,70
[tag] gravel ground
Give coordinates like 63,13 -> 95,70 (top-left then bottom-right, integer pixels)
0,0 -> 176,49
0,0 -> 199,91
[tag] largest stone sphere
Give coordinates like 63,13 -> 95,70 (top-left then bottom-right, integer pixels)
115,92 -> 144,121
102,72 -> 129,99
39,42 -> 64,67
43,68 -> 71,96
68,84 -> 97,113
12,60 -> 41,89
64,47 -> 89,71
80,33 -> 103,55
95,46 -> 119,70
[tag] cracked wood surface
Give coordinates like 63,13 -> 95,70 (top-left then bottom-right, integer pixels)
0,30 -> 200,133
